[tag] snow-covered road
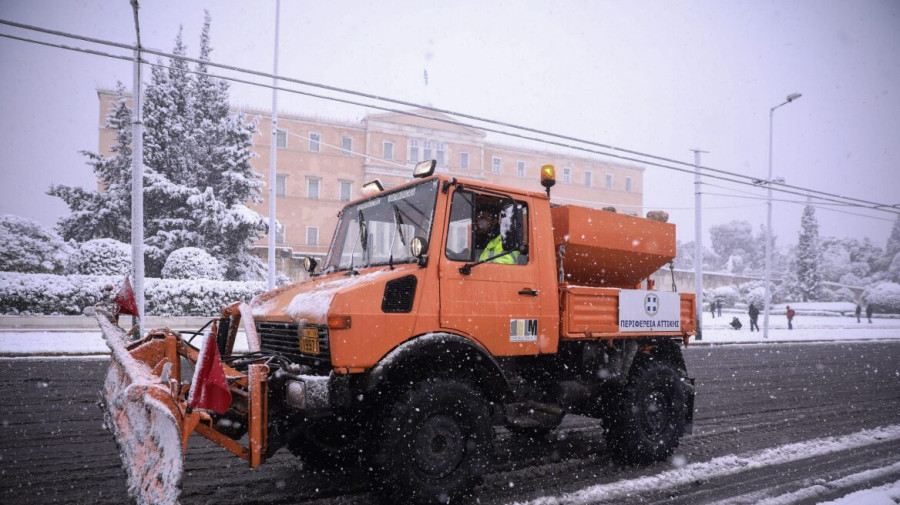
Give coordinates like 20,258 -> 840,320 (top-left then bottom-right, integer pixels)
2,341 -> 898,505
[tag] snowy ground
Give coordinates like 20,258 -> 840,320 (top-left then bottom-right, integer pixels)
697,310 -> 900,344
1,311 -> 898,354
0,327 -> 251,354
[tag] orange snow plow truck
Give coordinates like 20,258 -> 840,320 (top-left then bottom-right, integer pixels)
98,161 -> 696,505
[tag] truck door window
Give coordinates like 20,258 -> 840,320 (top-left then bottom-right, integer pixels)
445,190 -> 528,265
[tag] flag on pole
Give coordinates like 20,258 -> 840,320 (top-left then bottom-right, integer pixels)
187,333 -> 232,414
114,277 -> 140,318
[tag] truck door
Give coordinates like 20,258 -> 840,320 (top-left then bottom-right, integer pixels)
439,188 -> 542,356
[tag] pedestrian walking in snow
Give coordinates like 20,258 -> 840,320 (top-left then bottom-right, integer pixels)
710,301 -> 716,319
748,303 -> 760,332
717,300 -> 722,317
855,304 -> 862,323
866,304 -> 874,323
786,305 -> 796,330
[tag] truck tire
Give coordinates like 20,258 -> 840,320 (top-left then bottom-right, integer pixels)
288,417 -> 360,470
604,361 -> 688,465
371,378 -> 493,505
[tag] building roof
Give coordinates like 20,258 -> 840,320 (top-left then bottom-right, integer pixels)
364,108 -> 487,138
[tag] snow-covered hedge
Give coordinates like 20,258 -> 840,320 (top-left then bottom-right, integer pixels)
863,282 -> 900,314
0,215 -> 72,274
162,247 -> 222,280
0,272 -> 266,316
70,239 -> 132,276
712,285 -> 739,307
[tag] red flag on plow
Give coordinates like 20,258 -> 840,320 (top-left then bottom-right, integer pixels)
187,333 -> 232,414
113,277 -> 140,318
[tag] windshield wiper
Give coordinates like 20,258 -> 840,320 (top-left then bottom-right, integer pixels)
388,204 -> 409,270
344,210 -> 367,276
358,210 -> 369,267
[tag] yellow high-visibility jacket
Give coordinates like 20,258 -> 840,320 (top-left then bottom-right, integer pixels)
479,235 -> 517,264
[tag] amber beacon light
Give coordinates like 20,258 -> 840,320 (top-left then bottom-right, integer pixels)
540,164 -> 556,197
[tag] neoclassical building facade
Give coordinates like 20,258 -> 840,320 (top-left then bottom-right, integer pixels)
97,90 -> 644,272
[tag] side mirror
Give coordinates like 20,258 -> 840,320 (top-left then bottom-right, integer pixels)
410,236 -> 429,266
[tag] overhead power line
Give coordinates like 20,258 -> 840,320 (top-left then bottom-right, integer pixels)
2,17 -> 898,217
703,192 -> 896,222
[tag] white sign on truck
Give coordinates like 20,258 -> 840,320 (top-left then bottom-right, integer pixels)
618,290 -> 681,332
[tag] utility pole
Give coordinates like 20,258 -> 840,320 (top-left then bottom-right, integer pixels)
130,0 -> 144,336
267,0 -> 281,290
691,149 -> 708,340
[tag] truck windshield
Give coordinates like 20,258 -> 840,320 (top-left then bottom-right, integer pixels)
324,179 -> 439,272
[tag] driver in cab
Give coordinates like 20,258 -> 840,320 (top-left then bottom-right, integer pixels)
475,209 -> 517,264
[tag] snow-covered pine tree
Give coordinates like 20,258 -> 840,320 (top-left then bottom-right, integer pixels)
795,204 -> 823,301
141,14 -> 265,279
48,83 -> 133,243
187,11 -> 266,280
142,27 -> 199,275
881,214 -> 900,272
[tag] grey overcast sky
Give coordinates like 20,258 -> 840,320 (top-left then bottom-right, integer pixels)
1,0 -> 898,249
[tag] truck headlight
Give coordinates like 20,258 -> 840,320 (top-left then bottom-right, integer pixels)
286,380 -> 306,409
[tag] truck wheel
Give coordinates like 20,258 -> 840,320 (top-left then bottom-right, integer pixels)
604,361 -> 687,465
289,417 -> 360,470
372,378 -> 492,505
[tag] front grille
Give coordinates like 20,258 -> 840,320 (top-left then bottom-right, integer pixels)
257,321 -> 330,364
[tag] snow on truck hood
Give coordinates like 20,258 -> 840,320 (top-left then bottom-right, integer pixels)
250,267 -> 402,323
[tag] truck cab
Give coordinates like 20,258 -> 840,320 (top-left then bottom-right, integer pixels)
243,161 -> 695,503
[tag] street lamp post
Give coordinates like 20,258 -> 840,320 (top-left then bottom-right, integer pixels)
763,92 -> 802,339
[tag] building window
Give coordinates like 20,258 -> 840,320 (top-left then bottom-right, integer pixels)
409,139 -> 419,162
276,173 -> 287,197
275,222 -> 285,244
459,152 -> 469,170
276,129 -> 287,149
340,180 -> 352,202
585,170 -> 593,187
341,136 -> 352,156
605,174 -> 613,189
517,160 -> 526,178
563,166 -> 571,184
437,142 -> 446,167
384,141 -> 394,161
308,132 -> 321,152
307,226 -> 318,246
492,157 -> 501,175
423,140 -> 433,161
307,178 -> 320,200
625,177 -> 633,192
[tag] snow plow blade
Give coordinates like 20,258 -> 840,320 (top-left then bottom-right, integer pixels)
95,307 -> 269,505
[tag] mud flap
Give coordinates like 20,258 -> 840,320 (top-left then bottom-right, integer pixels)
97,314 -> 186,505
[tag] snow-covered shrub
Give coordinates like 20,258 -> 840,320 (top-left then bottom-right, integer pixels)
0,215 -> 72,274
70,238 -> 132,276
162,247 -> 222,280
144,278 -> 265,316
863,282 -> 900,314
713,285 -> 739,307
832,287 -> 857,303
0,273 -> 116,315
0,272 -> 266,316
816,289 -> 838,302
744,286 -> 768,309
